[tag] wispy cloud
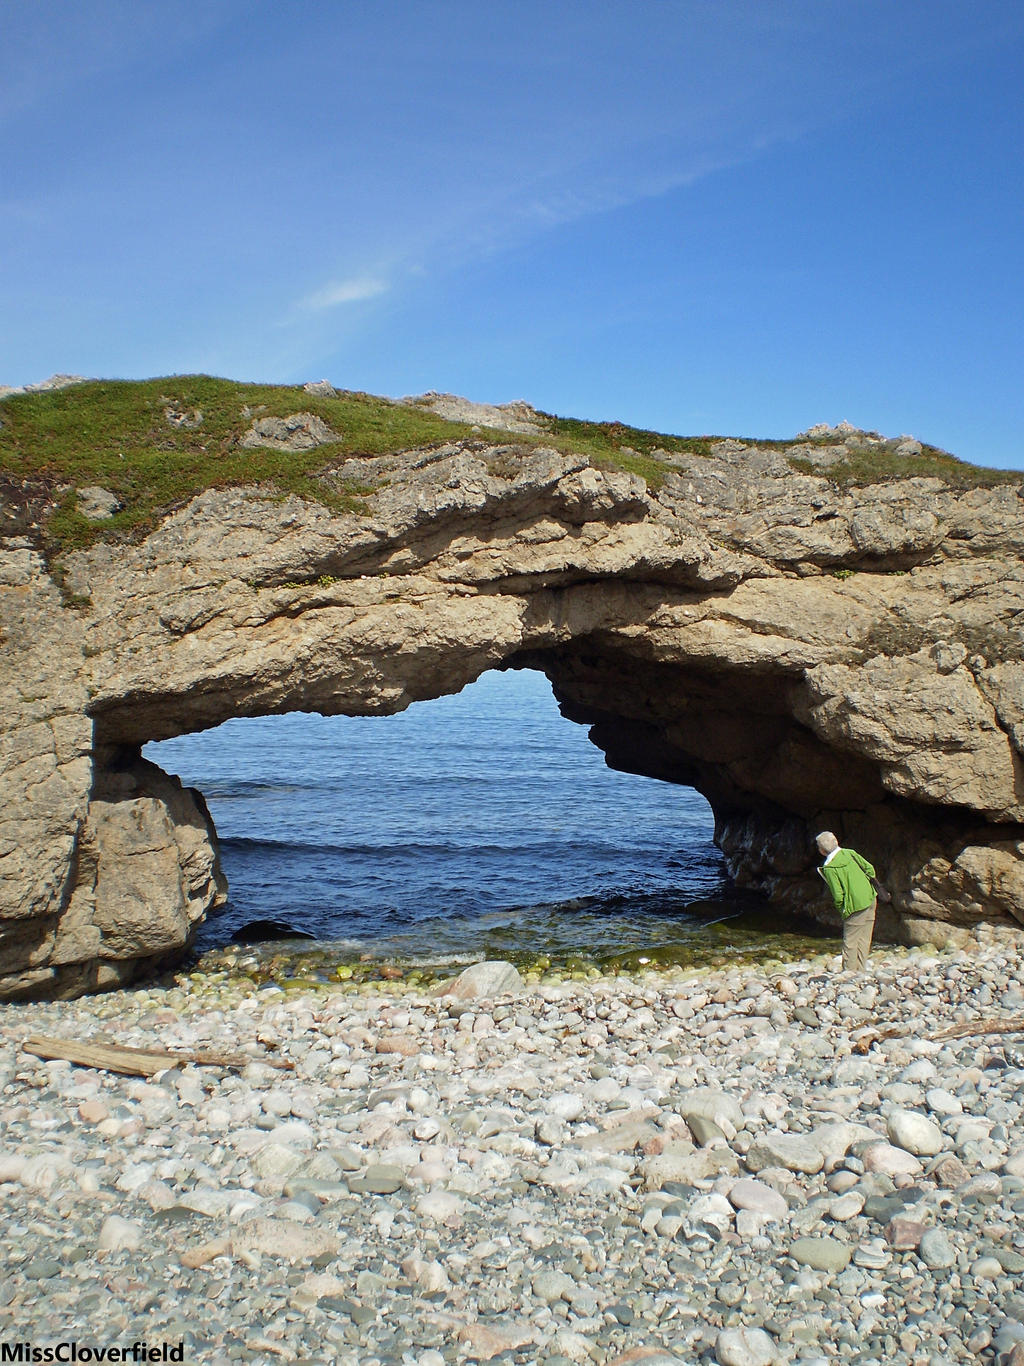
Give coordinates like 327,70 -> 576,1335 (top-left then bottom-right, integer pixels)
300,276 -> 390,312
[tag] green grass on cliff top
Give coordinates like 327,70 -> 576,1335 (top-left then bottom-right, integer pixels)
0,375 -> 1017,557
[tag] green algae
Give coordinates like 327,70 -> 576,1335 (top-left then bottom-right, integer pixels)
185,905 -> 840,996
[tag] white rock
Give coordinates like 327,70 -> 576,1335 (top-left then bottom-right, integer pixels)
0,1154 -> 27,1183
545,1091 -> 585,1121
828,1190 -> 866,1221
253,1143 -> 306,1180
735,1209 -> 766,1239
98,1216 -> 144,1252
549,1329 -> 594,1362
400,1255 -> 450,1292
716,1326 -> 781,1366
727,1178 -> 789,1222
416,1190 -> 463,1222
588,1076 -> 621,1104
584,1164 -> 632,1191
20,1154 -> 74,1190
410,1160 -> 450,1185
688,1192 -> 735,1234
115,1162 -> 155,1194
899,1060 -> 938,1084
925,1087 -> 963,1116
809,1121 -> 878,1165
439,960 -> 522,1000
886,1109 -> 945,1157
179,1189 -> 260,1218
261,1088 -> 293,1117
642,1146 -> 738,1189
266,1120 -> 315,1149
860,1141 -> 923,1177
677,1087 -> 744,1136
745,1131 -> 824,1175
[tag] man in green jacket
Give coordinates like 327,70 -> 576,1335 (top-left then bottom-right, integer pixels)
816,831 -> 877,972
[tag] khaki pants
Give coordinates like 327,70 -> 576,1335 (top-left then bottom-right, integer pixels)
842,900 -> 876,972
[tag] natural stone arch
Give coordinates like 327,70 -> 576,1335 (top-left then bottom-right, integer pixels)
2,437 -> 1023,998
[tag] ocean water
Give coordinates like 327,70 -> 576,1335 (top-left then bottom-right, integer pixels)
145,668 -> 819,975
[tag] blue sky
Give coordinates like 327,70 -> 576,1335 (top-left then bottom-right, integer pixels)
2,1 -> 1023,467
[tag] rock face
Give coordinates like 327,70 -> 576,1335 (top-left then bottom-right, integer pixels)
1,422 -> 1023,997
239,411 -> 339,451
399,391 -> 545,434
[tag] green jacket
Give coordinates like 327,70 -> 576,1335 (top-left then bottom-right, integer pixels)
819,847 -> 876,919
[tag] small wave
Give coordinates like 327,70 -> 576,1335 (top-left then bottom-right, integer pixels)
218,835 -> 683,861
202,781 -> 306,799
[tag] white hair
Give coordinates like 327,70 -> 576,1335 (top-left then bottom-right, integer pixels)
816,830 -> 839,854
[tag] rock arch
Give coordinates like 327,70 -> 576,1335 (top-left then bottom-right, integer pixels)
2,439 -> 1023,998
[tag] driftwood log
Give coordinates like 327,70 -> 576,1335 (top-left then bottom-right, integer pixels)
852,1016 -> 1024,1055
21,1034 -> 292,1077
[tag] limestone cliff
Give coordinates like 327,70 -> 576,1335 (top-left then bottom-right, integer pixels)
2,382 -> 1023,998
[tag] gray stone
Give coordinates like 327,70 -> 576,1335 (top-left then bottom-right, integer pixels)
687,1114 -> 728,1147
163,404 -> 203,429
240,412 -> 338,451
971,1256 -> 1003,1279
790,1236 -> 852,1272
24,1258 -> 62,1279
347,1164 -> 405,1194
401,391 -> 544,435
677,1087 -> 745,1137
918,1227 -> 956,1269
531,1269 -> 576,1303
77,486 -> 124,521
231,1216 -> 338,1261
330,1145 -> 364,1172
253,1143 -> 306,1180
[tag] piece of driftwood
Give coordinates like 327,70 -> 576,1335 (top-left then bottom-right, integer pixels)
852,1016 -> 1024,1055
21,1035 -> 293,1077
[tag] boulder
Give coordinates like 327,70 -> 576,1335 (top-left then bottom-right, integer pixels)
437,960 -> 522,1000
240,412 -> 338,451
77,486 -> 123,521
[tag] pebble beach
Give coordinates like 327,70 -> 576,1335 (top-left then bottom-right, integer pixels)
2,933 -> 1024,1366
